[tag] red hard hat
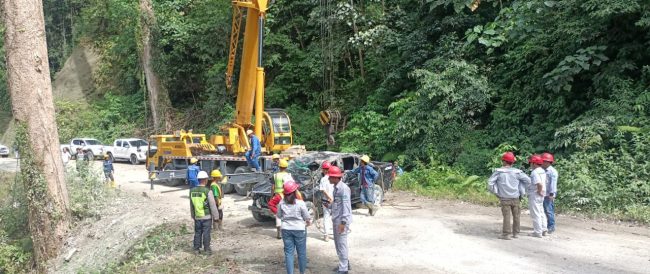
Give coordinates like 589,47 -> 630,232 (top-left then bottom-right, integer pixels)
501,152 -> 516,163
283,181 -> 299,195
328,166 -> 343,178
528,154 -> 543,165
321,161 -> 331,169
542,152 -> 555,163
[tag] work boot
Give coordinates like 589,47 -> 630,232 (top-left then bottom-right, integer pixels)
111,180 -> 116,188
193,249 -> 200,255
204,249 -> 213,256
512,233 -> 519,239
276,227 -> 281,239
529,232 -> 542,238
370,204 -> 379,216
499,234 -> 512,240
542,231 -> 548,236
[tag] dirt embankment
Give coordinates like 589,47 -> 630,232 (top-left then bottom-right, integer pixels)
51,163 -> 650,274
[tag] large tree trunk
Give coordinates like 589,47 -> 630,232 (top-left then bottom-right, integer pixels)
2,0 -> 71,269
139,0 -> 172,133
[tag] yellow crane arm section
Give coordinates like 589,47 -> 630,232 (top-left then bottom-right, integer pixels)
227,0 -> 268,138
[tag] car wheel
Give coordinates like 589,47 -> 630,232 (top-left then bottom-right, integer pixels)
1,155 -> 7,158
234,166 -> 249,196
130,154 -> 138,165
373,184 -> 384,206
252,210 -> 273,222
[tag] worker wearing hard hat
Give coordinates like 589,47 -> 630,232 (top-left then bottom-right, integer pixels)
210,170 -> 225,230
329,166 -> 352,274
271,154 -> 281,173
319,161 -> 334,241
487,152 -> 531,240
187,157 -> 201,187
528,155 -> 548,238
352,155 -> 379,216
271,159 -> 294,239
541,153 -> 558,234
245,129 -> 262,172
190,171 -> 219,255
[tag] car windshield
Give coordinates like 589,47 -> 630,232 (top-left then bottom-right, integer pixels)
129,140 -> 148,147
84,139 -> 101,145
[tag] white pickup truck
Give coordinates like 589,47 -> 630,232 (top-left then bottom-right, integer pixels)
104,138 -> 153,165
60,138 -> 106,160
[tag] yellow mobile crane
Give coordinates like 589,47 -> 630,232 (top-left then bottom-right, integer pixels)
148,0 -> 296,195
210,0 -> 293,154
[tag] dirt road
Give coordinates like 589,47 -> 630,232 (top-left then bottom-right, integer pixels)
53,163 -> 650,273
0,157 -> 19,172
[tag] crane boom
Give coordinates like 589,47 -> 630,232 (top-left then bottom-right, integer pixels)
210,0 -> 293,155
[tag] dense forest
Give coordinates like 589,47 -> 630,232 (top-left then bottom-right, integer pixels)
1,0 -> 649,219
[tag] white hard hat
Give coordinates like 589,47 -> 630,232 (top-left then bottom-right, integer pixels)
197,171 -> 209,180
246,129 -> 254,135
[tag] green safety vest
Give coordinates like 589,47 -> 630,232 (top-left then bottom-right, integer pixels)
190,186 -> 211,218
274,172 -> 289,194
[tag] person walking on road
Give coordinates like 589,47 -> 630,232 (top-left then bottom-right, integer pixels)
319,161 -> 334,241
352,155 -> 379,216
277,181 -> 312,274
62,147 -> 72,167
187,158 -> 200,187
245,129 -> 262,171
210,170 -> 225,230
190,171 -> 219,255
103,154 -> 116,188
528,154 -> 548,238
542,152 -> 559,234
329,166 -> 352,274
487,152 -> 531,240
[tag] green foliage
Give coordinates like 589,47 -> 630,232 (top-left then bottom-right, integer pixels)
395,161 -> 494,204
56,93 -> 145,144
0,230 -> 31,274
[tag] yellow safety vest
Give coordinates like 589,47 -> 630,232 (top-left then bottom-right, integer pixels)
274,172 -> 289,194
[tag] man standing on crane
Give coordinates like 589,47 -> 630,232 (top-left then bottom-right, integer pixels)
187,158 -> 201,187
245,129 -> 262,171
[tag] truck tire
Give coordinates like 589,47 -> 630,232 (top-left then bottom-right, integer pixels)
252,210 -> 273,222
373,184 -> 384,206
220,165 -> 236,194
234,166 -> 249,196
130,154 -> 138,165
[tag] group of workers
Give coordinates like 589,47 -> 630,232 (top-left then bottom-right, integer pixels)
488,152 -> 559,240
60,146 -> 118,188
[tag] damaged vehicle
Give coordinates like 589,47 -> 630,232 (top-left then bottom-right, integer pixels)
248,152 -> 394,223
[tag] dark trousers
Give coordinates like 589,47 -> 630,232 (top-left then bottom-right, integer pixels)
193,219 -> 212,251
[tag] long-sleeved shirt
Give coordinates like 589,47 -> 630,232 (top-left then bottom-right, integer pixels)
529,167 -> 547,197
352,165 -> 378,188
487,167 -> 530,199
277,199 -> 311,231
331,182 -> 352,225
249,135 -> 262,155
189,187 -> 219,221
545,165 -> 559,196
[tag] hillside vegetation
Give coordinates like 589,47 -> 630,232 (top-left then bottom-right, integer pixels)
0,0 -> 649,221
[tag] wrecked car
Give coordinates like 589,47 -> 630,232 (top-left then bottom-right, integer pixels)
248,151 -> 394,223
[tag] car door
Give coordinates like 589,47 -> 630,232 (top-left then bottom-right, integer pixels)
114,140 -> 122,159
121,141 -> 131,159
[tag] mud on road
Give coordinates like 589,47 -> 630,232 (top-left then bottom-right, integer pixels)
52,163 -> 650,274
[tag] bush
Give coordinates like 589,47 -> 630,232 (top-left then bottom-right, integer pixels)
65,163 -> 115,220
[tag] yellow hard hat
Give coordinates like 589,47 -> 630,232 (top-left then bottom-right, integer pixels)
272,154 -> 280,160
211,170 -> 222,178
104,154 -> 109,159
361,155 -> 370,163
279,159 -> 289,168
190,157 -> 198,164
